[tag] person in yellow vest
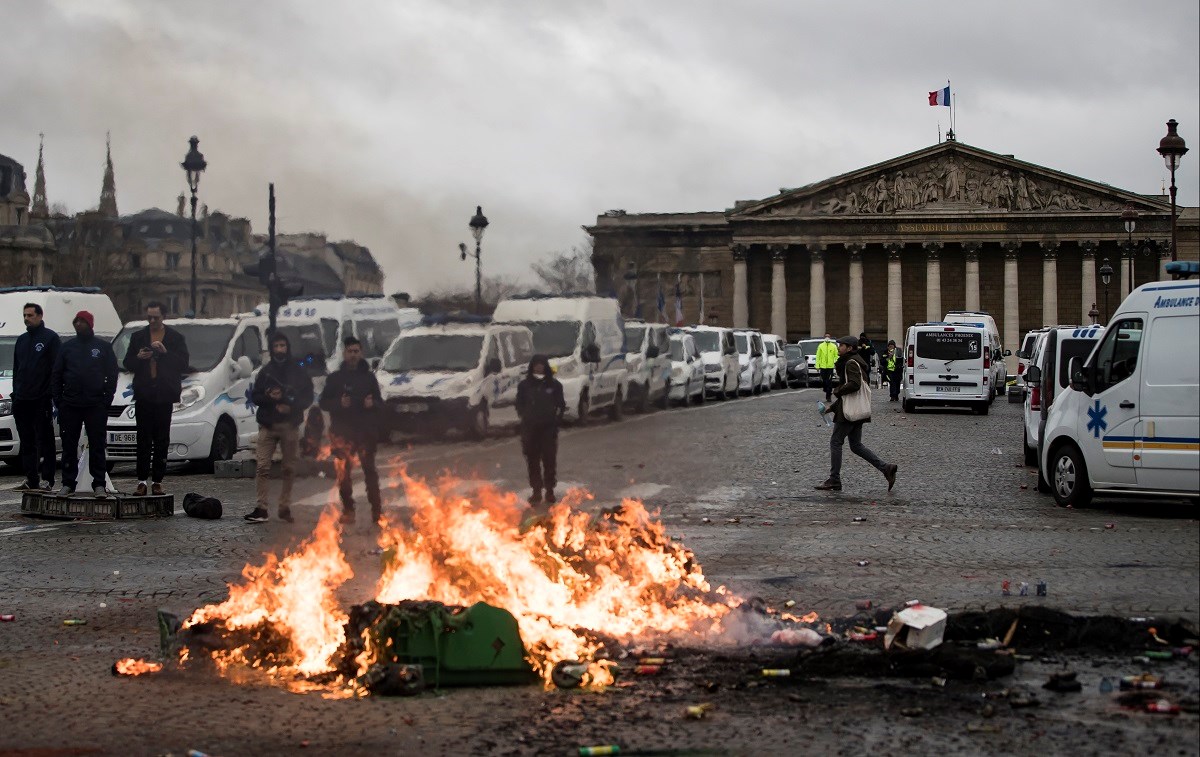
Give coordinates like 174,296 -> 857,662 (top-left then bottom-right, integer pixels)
884,340 -> 902,401
815,333 -> 839,402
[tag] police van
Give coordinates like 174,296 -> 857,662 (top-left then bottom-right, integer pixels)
1040,264 -> 1200,508
683,325 -> 739,400
107,315 -> 267,469
901,321 -> 992,414
376,317 -> 534,438
622,319 -> 672,412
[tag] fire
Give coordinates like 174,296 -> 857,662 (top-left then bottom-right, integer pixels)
183,509 -> 353,677
113,658 -> 163,676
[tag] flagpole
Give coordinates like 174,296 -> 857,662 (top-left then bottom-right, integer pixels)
948,79 -> 954,134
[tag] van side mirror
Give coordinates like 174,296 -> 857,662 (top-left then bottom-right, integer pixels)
234,355 -> 253,380
368,357 -> 382,371
582,344 -> 601,364
485,357 -> 503,375
1003,349 -> 1012,357
646,345 -> 660,359
1024,365 -> 1041,384
1068,357 -> 1091,394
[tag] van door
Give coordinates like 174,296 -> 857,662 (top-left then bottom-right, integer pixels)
1134,313 -> 1200,491
231,324 -> 264,449
492,330 -> 528,426
1081,316 -> 1144,486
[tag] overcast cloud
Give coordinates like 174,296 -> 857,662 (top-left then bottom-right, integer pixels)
3,0 -> 1197,293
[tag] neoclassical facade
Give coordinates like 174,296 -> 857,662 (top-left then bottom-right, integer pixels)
588,140 -> 1198,355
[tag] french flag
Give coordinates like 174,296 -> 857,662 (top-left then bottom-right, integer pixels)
928,85 -> 950,106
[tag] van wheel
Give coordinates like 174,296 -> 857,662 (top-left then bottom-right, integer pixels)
609,389 -> 624,421
902,399 -> 915,413
658,383 -> 671,409
470,403 -> 489,440
1023,430 -> 1038,466
575,393 -> 590,426
695,382 -> 706,404
678,382 -> 690,408
998,381 -> 1007,396
974,401 -> 990,416
205,418 -> 237,473
1050,444 -> 1093,508
636,383 -> 651,413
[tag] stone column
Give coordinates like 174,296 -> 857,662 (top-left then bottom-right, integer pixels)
847,244 -> 864,336
809,245 -> 826,337
1002,242 -> 1021,354
1042,242 -> 1059,326
731,244 -> 748,328
886,243 -> 903,344
1159,241 -> 1173,281
1119,245 -> 1132,300
963,242 -> 981,311
769,244 -> 788,337
924,242 -> 943,321
1080,242 -> 1097,324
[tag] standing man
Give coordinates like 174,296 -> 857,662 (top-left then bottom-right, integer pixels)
122,302 -> 189,496
52,311 -> 118,498
12,303 -> 61,491
516,353 -> 565,506
884,340 -> 902,402
815,336 -> 897,493
244,332 -> 313,524
815,333 -> 838,402
319,337 -> 382,525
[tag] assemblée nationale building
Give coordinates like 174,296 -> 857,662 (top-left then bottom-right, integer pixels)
587,137 -> 1198,353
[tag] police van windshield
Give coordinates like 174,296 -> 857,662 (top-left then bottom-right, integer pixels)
734,333 -> 750,353
668,339 -> 686,361
112,323 -> 236,373
525,321 -> 581,358
916,331 -> 981,361
274,324 -> 327,377
383,334 -> 484,372
624,325 -> 647,353
0,337 -> 15,377
691,331 -> 721,353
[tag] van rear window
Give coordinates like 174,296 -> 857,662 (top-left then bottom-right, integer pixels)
916,331 -> 981,361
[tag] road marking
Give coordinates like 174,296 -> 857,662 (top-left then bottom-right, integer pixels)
0,523 -> 64,537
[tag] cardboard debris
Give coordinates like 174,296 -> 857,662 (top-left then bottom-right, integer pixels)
884,605 -> 947,651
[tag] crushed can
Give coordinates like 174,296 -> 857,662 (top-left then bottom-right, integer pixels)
634,665 -> 662,676
1002,580 -> 1011,596
761,669 -> 791,678
1145,699 -> 1180,714
1018,582 -> 1029,596
1036,580 -> 1047,597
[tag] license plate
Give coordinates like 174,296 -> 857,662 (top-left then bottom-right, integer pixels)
935,386 -> 962,393
108,432 -> 137,444
395,403 -> 428,413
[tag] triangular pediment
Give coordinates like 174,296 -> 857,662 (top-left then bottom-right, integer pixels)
731,142 -> 1172,219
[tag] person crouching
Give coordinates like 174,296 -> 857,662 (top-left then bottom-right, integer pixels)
516,354 -> 565,506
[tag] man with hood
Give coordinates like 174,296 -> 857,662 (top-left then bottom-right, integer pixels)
318,336 -> 383,525
816,335 -> 897,493
12,302 -> 61,492
51,311 -> 118,498
244,331 -> 314,523
122,301 -> 190,496
516,353 -> 565,505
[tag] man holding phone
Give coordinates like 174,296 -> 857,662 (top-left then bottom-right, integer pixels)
122,301 -> 189,496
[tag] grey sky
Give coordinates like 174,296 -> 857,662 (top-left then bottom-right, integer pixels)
3,0 -> 1197,293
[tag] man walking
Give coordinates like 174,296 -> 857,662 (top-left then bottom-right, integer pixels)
52,311 -> 118,498
815,333 -> 838,402
122,302 -> 189,495
815,335 -> 897,492
884,340 -> 902,401
319,337 -> 383,525
245,332 -> 313,524
11,303 -> 60,492
516,353 -> 566,506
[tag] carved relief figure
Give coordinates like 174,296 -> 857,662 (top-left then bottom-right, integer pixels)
943,158 -> 964,201
874,176 -> 891,213
1025,177 -> 1045,208
921,171 -> 940,203
1015,174 -> 1032,210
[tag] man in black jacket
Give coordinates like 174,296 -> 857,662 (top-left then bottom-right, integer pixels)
11,303 -> 61,491
245,332 -> 314,523
52,311 -> 118,498
516,354 -> 566,506
318,337 -> 383,525
121,302 -> 189,496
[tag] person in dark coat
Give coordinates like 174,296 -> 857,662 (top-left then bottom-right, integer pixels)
816,336 -> 897,492
52,311 -> 118,498
121,302 -> 190,495
11,302 -> 61,491
516,353 -> 566,505
245,332 -> 314,523
883,339 -> 902,401
319,337 -> 383,525
858,332 -> 877,385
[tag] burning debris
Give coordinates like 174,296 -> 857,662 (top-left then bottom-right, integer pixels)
112,658 -> 163,676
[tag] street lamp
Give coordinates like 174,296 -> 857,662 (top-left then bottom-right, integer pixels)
1099,257 -> 1113,321
1088,303 -> 1099,325
460,205 -> 489,314
1157,119 -> 1188,263
1121,205 -> 1139,292
181,136 -> 207,316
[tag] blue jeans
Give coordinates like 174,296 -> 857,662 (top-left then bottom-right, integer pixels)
829,420 -> 888,483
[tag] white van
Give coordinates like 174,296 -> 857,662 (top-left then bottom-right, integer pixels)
492,294 -> 626,423
0,287 -> 121,468
761,334 -> 787,389
1040,270 -> 1200,508
684,326 -> 739,400
901,322 -> 991,414
945,310 -> 1009,397
623,319 -> 672,412
377,318 -> 534,438
107,316 -> 267,468
1015,327 -> 1050,396
1022,326 -> 1102,466
733,329 -> 766,395
667,332 -> 706,406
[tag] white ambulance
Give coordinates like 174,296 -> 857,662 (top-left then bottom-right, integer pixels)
492,294 -> 626,423
901,321 -> 992,415
1040,265 -> 1200,508
944,310 -> 1009,397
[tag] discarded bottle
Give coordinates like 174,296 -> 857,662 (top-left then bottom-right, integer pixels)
856,560 -> 870,567
579,748 -> 620,757
634,665 -> 662,675
0,614 -> 14,622
761,669 -> 791,678
1144,650 -> 1173,661
1119,674 -> 1162,690
1002,580 -> 1011,596
63,619 -> 87,626
1099,677 -> 1113,693
1145,699 -> 1180,714
1018,582 -> 1029,597
637,658 -> 669,666
551,660 -> 590,689
816,401 -> 833,427
1036,580 -> 1047,597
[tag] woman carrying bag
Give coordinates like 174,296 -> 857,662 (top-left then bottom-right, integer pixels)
816,336 -> 898,492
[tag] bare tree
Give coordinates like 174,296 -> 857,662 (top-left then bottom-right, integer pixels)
531,239 -> 594,294
412,274 -> 525,316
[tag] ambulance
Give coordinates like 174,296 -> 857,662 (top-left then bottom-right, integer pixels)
901,321 -> 992,415
1040,263 -> 1200,508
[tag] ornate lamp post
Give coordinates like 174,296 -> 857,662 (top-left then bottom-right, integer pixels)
181,136 -> 207,316
1099,258 -> 1114,322
1121,205 -> 1139,292
1088,304 -> 1099,325
1157,119 -> 1188,263
459,206 -> 489,314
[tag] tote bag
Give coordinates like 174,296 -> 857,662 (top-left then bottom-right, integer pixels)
842,361 -> 872,422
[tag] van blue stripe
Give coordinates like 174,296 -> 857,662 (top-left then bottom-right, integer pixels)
1140,283 -> 1200,293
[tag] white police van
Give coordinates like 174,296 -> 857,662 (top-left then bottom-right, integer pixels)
684,325 -> 739,400
377,317 -> 534,438
492,294 -> 626,423
901,321 -> 991,414
623,319 -> 672,412
107,316 -> 267,468
1040,264 -> 1200,508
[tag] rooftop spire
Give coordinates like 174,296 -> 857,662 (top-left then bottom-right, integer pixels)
30,133 -> 48,218
99,131 -> 117,217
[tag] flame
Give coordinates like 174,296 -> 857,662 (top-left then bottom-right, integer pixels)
113,658 -> 163,676
183,509 -> 353,676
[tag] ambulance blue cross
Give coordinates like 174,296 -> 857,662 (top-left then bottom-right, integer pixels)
1086,399 -> 1108,438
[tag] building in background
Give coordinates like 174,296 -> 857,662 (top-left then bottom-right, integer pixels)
0,149 -> 56,286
